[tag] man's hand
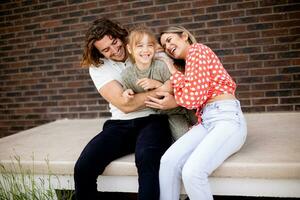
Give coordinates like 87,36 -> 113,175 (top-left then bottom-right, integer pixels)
99,80 -> 161,114
122,89 -> 135,102
136,78 -> 163,90
145,91 -> 178,110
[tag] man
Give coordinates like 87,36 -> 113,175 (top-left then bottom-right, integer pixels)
74,18 -> 175,200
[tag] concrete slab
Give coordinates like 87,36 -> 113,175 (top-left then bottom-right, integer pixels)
0,112 -> 299,180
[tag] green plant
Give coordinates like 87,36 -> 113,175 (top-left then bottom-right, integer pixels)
0,156 -> 74,200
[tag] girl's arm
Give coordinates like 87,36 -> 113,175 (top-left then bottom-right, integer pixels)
136,78 -> 163,90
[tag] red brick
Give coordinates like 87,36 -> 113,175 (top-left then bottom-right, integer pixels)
192,0 -> 217,7
220,25 -> 246,33
252,98 -> 278,105
259,13 -> 288,22
237,91 -> 265,99
222,55 -> 248,63
1,0 -> 299,137
266,105 -> 293,112
156,11 -> 179,18
242,106 -> 266,112
251,83 -> 278,90
180,8 -> 204,16
219,10 -> 244,18
250,68 -> 276,76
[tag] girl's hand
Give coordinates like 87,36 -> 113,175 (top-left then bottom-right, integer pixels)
136,78 -> 163,90
155,56 -> 178,74
145,91 -> 178,110
122,89 -> 135,102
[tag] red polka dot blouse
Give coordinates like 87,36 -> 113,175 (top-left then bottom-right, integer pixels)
170,43 -> 236,122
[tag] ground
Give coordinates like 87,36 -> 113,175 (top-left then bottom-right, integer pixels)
59,191 -> 299,200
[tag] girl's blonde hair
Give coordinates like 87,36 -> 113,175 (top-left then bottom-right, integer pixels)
127,26 -> 158,63
159,26 -> 197,45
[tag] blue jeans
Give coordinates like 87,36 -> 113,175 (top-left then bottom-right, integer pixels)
159,100 -> 247,200
74,114 -> 172,200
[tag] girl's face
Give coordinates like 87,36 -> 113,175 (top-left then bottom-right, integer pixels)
131,34 -> 155,67
160,33 -> 190,59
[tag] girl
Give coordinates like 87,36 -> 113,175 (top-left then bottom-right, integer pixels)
148,26 -> 247,200
121,26 -> 196,141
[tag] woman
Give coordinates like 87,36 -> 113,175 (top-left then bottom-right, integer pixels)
147,26 -> 247,200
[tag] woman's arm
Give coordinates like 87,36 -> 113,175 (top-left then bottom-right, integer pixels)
145,91 -> 178,110
170,44 -> 212,109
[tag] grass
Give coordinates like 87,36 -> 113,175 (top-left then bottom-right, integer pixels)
0,155 -> 74,200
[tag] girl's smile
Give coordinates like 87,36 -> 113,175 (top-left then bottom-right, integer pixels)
130,34 -> 155,70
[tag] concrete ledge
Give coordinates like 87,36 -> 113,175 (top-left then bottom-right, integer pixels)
1,112 -> 300,197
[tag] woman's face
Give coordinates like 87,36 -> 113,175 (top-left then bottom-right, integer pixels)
160,33 -> 190,59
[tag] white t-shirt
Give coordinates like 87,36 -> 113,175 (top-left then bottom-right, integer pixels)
89,58 -> 156,120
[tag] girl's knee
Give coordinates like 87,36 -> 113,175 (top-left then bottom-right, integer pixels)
160,153 -> 183,177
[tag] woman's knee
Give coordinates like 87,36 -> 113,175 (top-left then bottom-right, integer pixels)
182,163 -> 208,186
160,151 -> 183,176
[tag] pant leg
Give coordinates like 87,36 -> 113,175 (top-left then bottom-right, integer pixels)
159,124 -> 208,200
74,120 -> 136,200
182,101 -> 247,200
135,115 -> 172,200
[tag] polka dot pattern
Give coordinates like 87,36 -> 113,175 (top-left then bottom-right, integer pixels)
170,43 -> 236,122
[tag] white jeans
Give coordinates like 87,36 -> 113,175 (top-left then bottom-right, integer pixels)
159,100 -> 247,200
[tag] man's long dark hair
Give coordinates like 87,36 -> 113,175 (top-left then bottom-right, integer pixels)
81,18 -> 128,67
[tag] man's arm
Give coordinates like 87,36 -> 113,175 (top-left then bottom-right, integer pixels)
99,80 -> 160,113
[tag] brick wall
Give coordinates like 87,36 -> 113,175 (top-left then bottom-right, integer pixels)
0,0 -> 299,137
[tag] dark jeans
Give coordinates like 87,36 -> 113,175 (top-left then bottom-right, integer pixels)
74,114 -> 172,200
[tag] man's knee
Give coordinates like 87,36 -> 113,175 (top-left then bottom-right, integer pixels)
74,155 -> 101,180
135,147 -> 163,169
74,157 -> 89,179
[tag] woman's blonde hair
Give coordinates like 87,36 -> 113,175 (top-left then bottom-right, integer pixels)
159,26 -> 197,45
127,26 -> 158,63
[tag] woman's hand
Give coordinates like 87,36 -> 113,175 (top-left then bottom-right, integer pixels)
157,80 -> 173,93
155,56 -> 178,74
136,78 -> 163,90
145,91 -> 178,110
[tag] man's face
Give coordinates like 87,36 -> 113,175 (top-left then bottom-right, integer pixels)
94,35 -> 127,62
